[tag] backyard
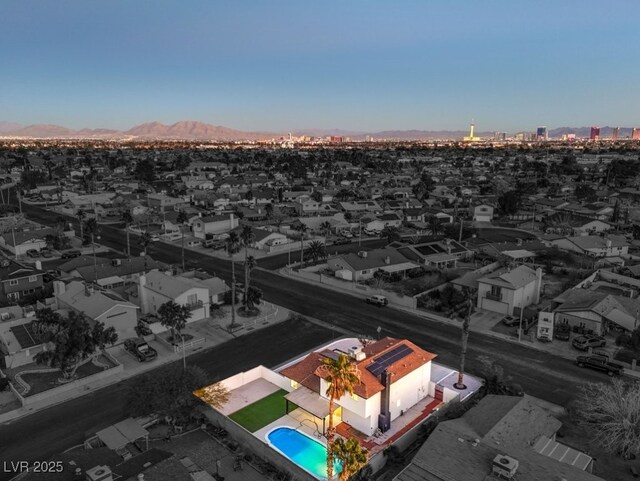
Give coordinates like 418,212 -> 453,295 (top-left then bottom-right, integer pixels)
229,389 -> 294,433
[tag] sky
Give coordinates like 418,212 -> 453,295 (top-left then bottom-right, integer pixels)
1,0 -> 639,133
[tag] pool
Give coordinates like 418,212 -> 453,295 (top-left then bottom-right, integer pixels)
266,427 -> 342,480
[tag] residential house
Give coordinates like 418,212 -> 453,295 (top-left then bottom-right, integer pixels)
191,213 -> 238,239
476,265 -> 543,316
396,239 -> 472,268
0,228 -> 54,256
239,227 -> 288,250
138,270 -> 210,323
327,248 -> 418,282
0,307 -> 47,368
296,199 -> 337,217
550,235 -> 629,258
54,281 -> 139,340
0,259 -> 44,303
146,193 -> 188,212
364,213 -> 403,232
70,256 -> 163,289
394,395 -> 604,481
471,203 -> 495,222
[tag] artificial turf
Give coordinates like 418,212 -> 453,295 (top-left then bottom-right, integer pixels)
229,388 -> 295,432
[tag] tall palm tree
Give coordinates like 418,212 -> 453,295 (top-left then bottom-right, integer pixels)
225,231 -> 240,328
139,231 -> 152,273
332,438 -> 368,481
239,225 -> 255,301
76,209 -> 86,242
320,220 -> 332,244
454,288 -> 476,390
177,210 -> 189,271
121,210 -> 133,258
84,218 -> 99,283
244,256 -> 257,307
305,240 -> 326,265
319,353 -> 361,481
428,215 -> 441,236
292,221 -> 308,267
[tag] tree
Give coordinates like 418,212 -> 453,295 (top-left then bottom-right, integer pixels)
477,356 -> 523,396
380,225 -> 400,244
264,202 -> 274,219
240,225 -> 255,302
292,221 -> 309,267
20,169 -> 47,190
305,240 -> 326,264
32,307 -> 64,340
452,288 -> 476,390
318,353 -> 361,481
76,209 -> 86,241
157,300 -> 191,342
332,438 -> 368,481
139,231 -> 152,273
612,199 -> 621,223
121,210 -> 133,258
575,184 -> 597,202
320,220 -> 333,244
574,378 -> 640,459
427,216 -> 441,236
243,256 -> 257,308
497,191 -> 522,216
243,286 -> 263,311
311,190 -> 323,202
34,311 -> 117,379
177,210 -> 189,271
411,173 -> 435,201
226,231 -> 240,328
128,364 -> 228,424
134,158 -> 156,184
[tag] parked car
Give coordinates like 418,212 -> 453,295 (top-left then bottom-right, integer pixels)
124,338 -> 158,362
576,353 -> 624,376
150,234 -> 160,242
187,240 -> 202,247
501,315 -> 519,327
572,335 -> 606,351
333,238 -> 350,245
341,231 -> 354,238
26,249 -> 40,258
366,295 -> 388,307
554,324 -> 571,341
61,250 -> 81,259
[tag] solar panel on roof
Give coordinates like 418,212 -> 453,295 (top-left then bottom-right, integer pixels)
10,323 -> 38,349
366,344 -> 414,377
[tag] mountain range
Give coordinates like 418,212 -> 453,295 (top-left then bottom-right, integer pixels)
0,120 -> 636,141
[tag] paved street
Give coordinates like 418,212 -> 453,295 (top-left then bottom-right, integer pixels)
0,202 -> 615,479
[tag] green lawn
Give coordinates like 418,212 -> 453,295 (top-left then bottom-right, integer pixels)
229,389 -> 294,432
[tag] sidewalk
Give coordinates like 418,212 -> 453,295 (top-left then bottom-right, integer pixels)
0,302 -> 291,425
276,267 -> 640,380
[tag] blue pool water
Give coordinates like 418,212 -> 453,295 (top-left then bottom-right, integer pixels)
267,427 -> 342,480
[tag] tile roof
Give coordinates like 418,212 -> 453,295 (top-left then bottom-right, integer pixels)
479,265 -> 538,290
143,270 -> 205,299
1,228 -> 54,246
568,235 -> 629,250
57,281 -> 138,320
338,248 -> 415,272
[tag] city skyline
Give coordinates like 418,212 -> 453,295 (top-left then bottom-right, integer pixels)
2,1 -> 640,132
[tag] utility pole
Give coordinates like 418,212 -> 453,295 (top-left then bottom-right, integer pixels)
518,307 -> 525,342
458,217 -> 463,243
11,228 -> 18,260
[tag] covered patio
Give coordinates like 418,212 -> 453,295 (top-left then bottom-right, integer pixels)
93,418 -> 149,459
284,386 -> 331,435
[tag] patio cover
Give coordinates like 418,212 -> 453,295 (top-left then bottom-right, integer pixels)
97,275 -> 125,287
96,418 -> 149,451
285,386 -> 330,419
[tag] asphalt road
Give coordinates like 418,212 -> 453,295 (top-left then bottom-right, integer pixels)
0,202 -> 613,475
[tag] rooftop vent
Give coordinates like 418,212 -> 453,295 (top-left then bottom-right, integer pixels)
85,465 -> 113,481
492,454 -> 519,479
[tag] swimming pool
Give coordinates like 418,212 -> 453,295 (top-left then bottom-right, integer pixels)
266,427 -> 342,480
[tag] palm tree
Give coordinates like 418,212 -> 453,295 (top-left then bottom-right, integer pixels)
244,256 -> 257,307
380,225 -> 400,244
264,202 -> 274,219
177,210 -> 189,271
292,221 -> 308,267
332,438 -> 368,481
139,230 -> 152,273
454,288 -> 476,390
305,240 -> 326,265
320,220 -> 333,244
319,353 -> 361,481
84,218 -> 99,283
76,209 -> 86,242
225,232 -> 240,328
121,210 -> 133,258
428,215 -> 441,236
239,225 -> 255,302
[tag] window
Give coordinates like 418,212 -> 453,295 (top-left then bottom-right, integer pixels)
9,280 -> 18,286
187,294 -> 198,305
28,276 -> 37,282
489,285 -> 502,299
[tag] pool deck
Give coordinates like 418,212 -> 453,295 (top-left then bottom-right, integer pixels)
254,407 -> 329,445
220,378 -> 281,415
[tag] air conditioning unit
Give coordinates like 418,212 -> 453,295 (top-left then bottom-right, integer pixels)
492,455 -> 519,479
112,259 -> 122,267
85,465 -> 113,481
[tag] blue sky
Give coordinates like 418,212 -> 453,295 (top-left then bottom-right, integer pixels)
1,0 -> 639,132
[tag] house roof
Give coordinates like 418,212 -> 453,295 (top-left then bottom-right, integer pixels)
143,270 -> 205,298
337,248 -> 414,272
567,235 -> 629,251
0,259 -> 43,282
1,228 -> 54,247
57,281 -> 138,321
479,265 -> 539,290
281,337 -> 436,399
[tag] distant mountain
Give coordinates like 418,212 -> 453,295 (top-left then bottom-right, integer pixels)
124,121 -> 273,141
0,122 -> 22,134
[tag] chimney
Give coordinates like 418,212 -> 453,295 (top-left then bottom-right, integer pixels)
137,475 -> 144,481
377,370 -> 392,432
534,267 -> 543,304
53,280 -> 66,297
384,256 -> 390,265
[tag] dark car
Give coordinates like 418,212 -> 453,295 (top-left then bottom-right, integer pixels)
554,324 -> 571,341
572,335 -> 606,351
61,250 -> 81,259
40,249 -> 53,258
576,354 -> 624,376
333,238 -> 350,245
124,338 -> 158,362
26,249 -> 40,258
501,315 -> 519,327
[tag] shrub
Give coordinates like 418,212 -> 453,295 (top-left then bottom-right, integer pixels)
0,377 -> 9,392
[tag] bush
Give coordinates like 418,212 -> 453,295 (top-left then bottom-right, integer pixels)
0,377 -> 9,392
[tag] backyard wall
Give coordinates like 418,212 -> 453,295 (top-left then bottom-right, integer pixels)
218,366 -> 292,393
202,407 -> 316,481
12,352 -> 123,407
